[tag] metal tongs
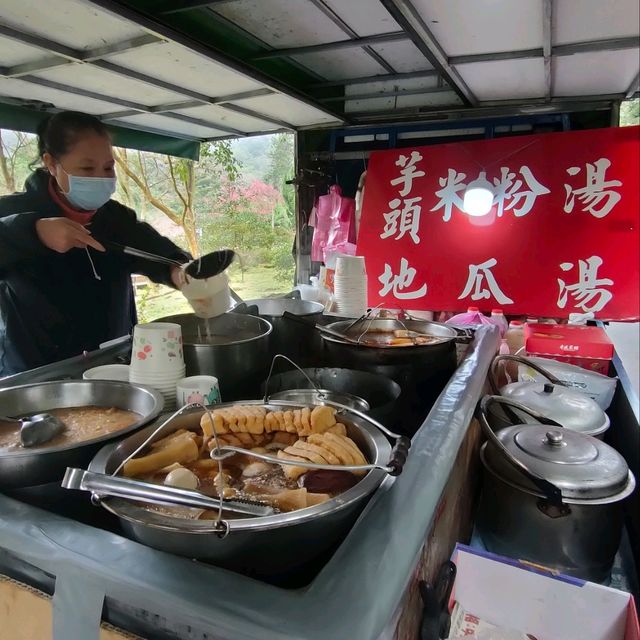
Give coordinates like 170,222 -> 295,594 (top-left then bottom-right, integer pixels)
62,468 -> 275,517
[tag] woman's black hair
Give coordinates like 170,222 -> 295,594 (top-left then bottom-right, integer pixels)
36,111 -> 110,160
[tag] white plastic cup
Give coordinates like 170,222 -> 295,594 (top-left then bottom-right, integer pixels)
181,272 -> 230,319
176,375 -> 221,407
83,364 -> 130,381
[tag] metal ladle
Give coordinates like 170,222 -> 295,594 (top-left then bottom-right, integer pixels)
0,412 -> 66,447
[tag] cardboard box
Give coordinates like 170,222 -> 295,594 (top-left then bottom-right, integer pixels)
450,545 -> 639,640
525,323 -> 614,375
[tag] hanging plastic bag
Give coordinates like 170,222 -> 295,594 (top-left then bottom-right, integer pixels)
311,185 -> 356,263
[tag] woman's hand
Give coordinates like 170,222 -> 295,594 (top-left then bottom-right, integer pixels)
171,264 -> 187,289
35,217 -> 105,253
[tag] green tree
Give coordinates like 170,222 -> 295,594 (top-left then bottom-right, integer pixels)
620,98 -> 639,126
0,130 -> 37,195
265,133 -> 295,228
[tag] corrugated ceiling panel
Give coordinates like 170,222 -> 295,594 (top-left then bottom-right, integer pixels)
291,49 -> 387,80
0,0 -> 146,50
0,77 -> 125,114
344,90 -> 461,113
232,94 -> 339,126
0,38 -> 50,67
213,0 -> 348,47
113,113 -> 229,139
322,0 -> 400,37
554,0 -> 640,45
411,0 -> 543,56
369,41 -> 434,72
32,64 -> 188,107
456,58 -> 546,100
106,42 -> 264,98
175,104 -> 281,133
554,50 -> 640,96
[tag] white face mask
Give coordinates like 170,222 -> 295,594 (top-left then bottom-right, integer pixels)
58,166 -> 116,210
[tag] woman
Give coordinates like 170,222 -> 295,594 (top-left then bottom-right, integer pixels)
0,111 -> 190,376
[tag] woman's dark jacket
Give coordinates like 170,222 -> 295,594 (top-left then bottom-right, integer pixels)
0,169 -> 190,376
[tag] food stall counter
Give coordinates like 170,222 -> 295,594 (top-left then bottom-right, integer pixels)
0,328 -> 499,640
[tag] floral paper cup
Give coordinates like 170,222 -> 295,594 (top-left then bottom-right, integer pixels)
176,376 -> 221,408
131,322 -> 185,373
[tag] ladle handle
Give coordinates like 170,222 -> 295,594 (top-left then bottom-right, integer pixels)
489,354 -> 565,394
282,311 -> 360,344
477,395 -> 566,508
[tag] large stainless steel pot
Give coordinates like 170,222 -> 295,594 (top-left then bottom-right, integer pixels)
88,400 -> 396,577
477,395 -> 635,582
154,313 -> 272,401
321,319 -> 459,435
238,298 -> 324,367
488,355 -> 610,438
0,381 -> 163,489
263,367 -> 401,425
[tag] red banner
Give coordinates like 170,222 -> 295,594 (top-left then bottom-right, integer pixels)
357,126 -> 640,320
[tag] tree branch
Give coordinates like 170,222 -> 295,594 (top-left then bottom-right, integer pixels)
114,149 -> 182,226
168,157 -> 188,211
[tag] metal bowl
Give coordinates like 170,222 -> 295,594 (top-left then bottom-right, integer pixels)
262,368 -> 401,424
0,381 -> 163,488
88,401 -> 392,575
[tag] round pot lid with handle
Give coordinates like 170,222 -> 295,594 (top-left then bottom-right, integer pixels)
483,423 -> 633,502
500,381 -> 609,437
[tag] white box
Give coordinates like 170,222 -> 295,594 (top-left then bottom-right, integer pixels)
450,545 -> 639,640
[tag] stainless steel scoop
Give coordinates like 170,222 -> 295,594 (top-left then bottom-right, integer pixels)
0,412 -> 66,447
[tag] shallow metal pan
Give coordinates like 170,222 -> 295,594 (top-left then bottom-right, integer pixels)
0,381 -> 163,488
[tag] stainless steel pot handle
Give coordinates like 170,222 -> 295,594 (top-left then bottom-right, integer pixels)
477,395 -> 566,508
262,354 -> 324,403
489,354 -> 566,394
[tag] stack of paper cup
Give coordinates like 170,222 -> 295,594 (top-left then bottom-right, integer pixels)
333,255 -> 368,317
129,322 -> 185,410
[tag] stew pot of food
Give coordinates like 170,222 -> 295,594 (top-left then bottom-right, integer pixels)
0,381 -> 163,488
83,399 -> 408,577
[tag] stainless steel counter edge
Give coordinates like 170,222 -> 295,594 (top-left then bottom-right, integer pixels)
0,327 -> 500,640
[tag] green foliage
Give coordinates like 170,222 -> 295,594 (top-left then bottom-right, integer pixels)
620,99 -> 640,127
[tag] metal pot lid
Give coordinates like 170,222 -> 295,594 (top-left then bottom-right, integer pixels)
500,381 -> 609,436
483,424 -> 631,500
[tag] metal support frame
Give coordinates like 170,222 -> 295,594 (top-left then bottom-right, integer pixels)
378,0 -> 477,107
449,36 -> 640,65
307,0 -> 396,74
340,96 -> 617,124
0,25 -> 163,77
0,19 -> 298,135
85,0 -> 345,124
251,32 -> 408,60
319,85 -> 452,103
626,72 -> 640,99
160,0 -> 237,13
310,69 -> 439,88
542,0 -> 553,101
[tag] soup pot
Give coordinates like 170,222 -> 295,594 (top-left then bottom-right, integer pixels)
477,395 -> 635,582
489,355 -> 610,438
0,381 -> 163,488
236,298 -> 325,367
154,313 -> 272,401
86,400 -> 408,577
320,319 -> 459,434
